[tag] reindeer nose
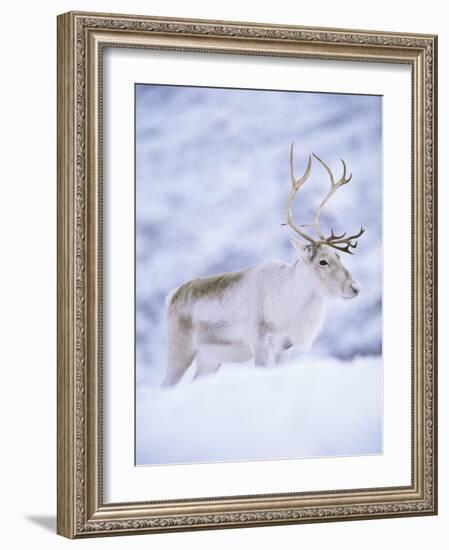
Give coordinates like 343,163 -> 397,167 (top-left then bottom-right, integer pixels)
351,282 -> 361,295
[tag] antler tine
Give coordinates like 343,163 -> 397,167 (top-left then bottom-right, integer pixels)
338,158 -> 352,185
329,226 -> 365,245
290,142 -> 312,190
285,143 -> 316,245
313,153 -> 353,187
325,226 -> 365,254
330,227 -> 346,240
327,227 -> 365,248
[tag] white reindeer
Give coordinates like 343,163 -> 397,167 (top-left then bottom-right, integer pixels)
162,144 -> 364,386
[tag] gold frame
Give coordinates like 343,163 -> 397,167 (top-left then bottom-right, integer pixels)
57,11 -> 438,538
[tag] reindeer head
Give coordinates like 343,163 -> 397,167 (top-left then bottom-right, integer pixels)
285,143 -> 364,300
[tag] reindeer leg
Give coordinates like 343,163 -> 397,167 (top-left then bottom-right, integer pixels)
161,368 -> 187,388
272,337 -> 293,366
253,338 -> 270,367
193,349 -> 221,381
252,321 -> 271,367
274,347 -> 292,366
162,312 -> 195,388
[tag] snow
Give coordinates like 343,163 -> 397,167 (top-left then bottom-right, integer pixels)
134,84 -> 383,464
136,355 -> 382,465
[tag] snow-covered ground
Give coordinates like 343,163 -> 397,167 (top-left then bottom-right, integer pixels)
136,355 -> 382,465
135,84 -> 383,465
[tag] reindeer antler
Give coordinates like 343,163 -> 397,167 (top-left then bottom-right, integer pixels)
285,143 -> 365,254
284,143 -> 315,245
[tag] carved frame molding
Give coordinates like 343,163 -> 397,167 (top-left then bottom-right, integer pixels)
57,11 -> 437,538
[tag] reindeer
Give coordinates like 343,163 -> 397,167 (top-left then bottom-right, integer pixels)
162,144 -> 365,387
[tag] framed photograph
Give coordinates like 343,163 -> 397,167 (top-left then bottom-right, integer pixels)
57,11 -> 438,538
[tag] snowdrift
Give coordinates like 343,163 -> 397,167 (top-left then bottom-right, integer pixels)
136,355 -> 382,465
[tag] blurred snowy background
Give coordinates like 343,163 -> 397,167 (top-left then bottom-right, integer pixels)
135,84 -> 382,465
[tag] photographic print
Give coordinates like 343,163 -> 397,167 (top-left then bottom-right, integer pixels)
135,83 -> 383,466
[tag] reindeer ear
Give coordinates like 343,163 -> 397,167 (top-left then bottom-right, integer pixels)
290,236 -> 316,262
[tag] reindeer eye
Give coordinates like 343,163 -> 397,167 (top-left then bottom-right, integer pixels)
319,260 -> 328,266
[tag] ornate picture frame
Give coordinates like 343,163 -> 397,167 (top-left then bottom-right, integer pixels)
57,11 -> 437,538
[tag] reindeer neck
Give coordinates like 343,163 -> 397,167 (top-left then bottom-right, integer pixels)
289,260 -> 322,306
